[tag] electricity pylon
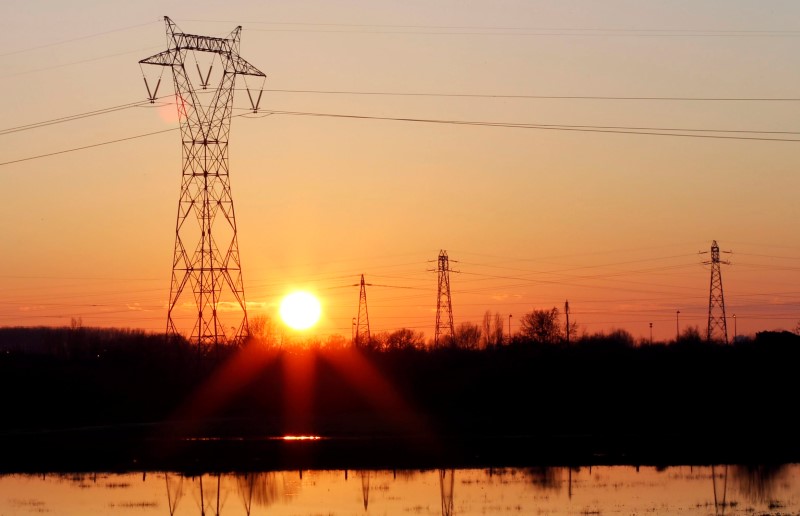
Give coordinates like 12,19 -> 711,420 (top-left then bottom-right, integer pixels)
434,250 -> 456,346
355,274 -> 371,347
139,17 -> 265,346
702,240 -> 730,343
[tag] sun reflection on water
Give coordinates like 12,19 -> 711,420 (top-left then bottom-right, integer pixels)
281,435 -> 322,441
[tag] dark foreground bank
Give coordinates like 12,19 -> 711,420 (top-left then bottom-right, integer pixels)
1,327 -> 798,472
2,424 -> 800,473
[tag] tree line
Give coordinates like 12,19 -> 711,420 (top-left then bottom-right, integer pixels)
247,306 -> 751,351
3,305 -> 789,358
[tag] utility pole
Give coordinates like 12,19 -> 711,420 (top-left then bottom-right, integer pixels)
508,314 -> 512,343
649,322 -> 653,345
564,300 -> 570,344
701,240 -> 731,344
139,17 -> 265,346
434,250 -> 456,347
676,310 -> 680,342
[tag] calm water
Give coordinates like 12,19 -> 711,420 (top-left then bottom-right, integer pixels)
0,465 -> 797,515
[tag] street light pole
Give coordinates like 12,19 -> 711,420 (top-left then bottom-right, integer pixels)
649,322 -> 653,345
676,310 -> 681,342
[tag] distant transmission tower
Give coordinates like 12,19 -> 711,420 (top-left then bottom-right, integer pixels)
139,17 -> 265,346
355,274 -> 371,347
702,240 -> 730,343
434,250 -> 456,346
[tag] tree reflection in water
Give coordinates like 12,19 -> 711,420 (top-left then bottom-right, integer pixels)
155,464 -> 795,515
234,472 -> 287,513
732,464 -> 789,503
523,467 -> 563,492
4,466 -> 800,515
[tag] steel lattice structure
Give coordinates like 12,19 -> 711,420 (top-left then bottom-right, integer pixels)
704,240 -> 730,343
140,17 -> 265,346
355,274 -> 371,347
434,250 -> 455,346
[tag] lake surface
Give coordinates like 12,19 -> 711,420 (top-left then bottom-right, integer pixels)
1,464 -> 797,515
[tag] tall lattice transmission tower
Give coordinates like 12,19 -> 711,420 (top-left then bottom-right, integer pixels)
702,240 -> 730,343
355,274 -> 371,347
434,250 -> 456,346
139,17 -> 265,346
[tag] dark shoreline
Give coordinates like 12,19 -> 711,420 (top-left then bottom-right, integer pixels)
2,327 -> 798,473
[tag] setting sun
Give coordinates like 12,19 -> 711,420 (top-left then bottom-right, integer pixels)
279,291 -> 322,330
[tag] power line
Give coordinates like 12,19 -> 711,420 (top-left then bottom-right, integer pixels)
257,88 -> 800,102
183,20 -> 800,34
262,108 -> 800,142
178,19 -> 800,37
6,89 -> 799,137
1,45 -> 162,79
0,98 -> 165,136
245,28 -> 800,38
0,20 -> 161,57
0,127 -> 178,167
5,105 -> 800,168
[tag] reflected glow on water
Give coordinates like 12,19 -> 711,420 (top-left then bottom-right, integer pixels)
281,434 -> 322,441
1,465 -> 798,515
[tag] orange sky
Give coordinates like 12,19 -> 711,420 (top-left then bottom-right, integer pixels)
2,2 -> 800,342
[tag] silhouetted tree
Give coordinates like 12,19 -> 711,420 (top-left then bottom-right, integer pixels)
519,307 -> 563,344
248,315 -> 278,347
455,322 -> 481,350
385,328 -> 425,350
492,312 -> 505,346
368,332 -> 389,351
677,325 -> 703,345
606,328 -> 635,347
481,311 -> 505,348
482,311 -> 491,348
578,328 -> 635,350
324,334 -> 349,349
431,334 -> 457,349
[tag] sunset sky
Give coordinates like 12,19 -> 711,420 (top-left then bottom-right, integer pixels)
2,1 -> 800,342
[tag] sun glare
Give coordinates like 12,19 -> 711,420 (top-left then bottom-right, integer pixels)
279,291 -> 322,330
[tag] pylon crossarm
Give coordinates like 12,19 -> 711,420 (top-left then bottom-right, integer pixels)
230,56 -> 266,77
140,40 -> 264,79
139,50 -> 181,67
172,33 -> 231,53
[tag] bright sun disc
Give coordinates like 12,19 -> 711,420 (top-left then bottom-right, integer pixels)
279,291 -> 321,330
